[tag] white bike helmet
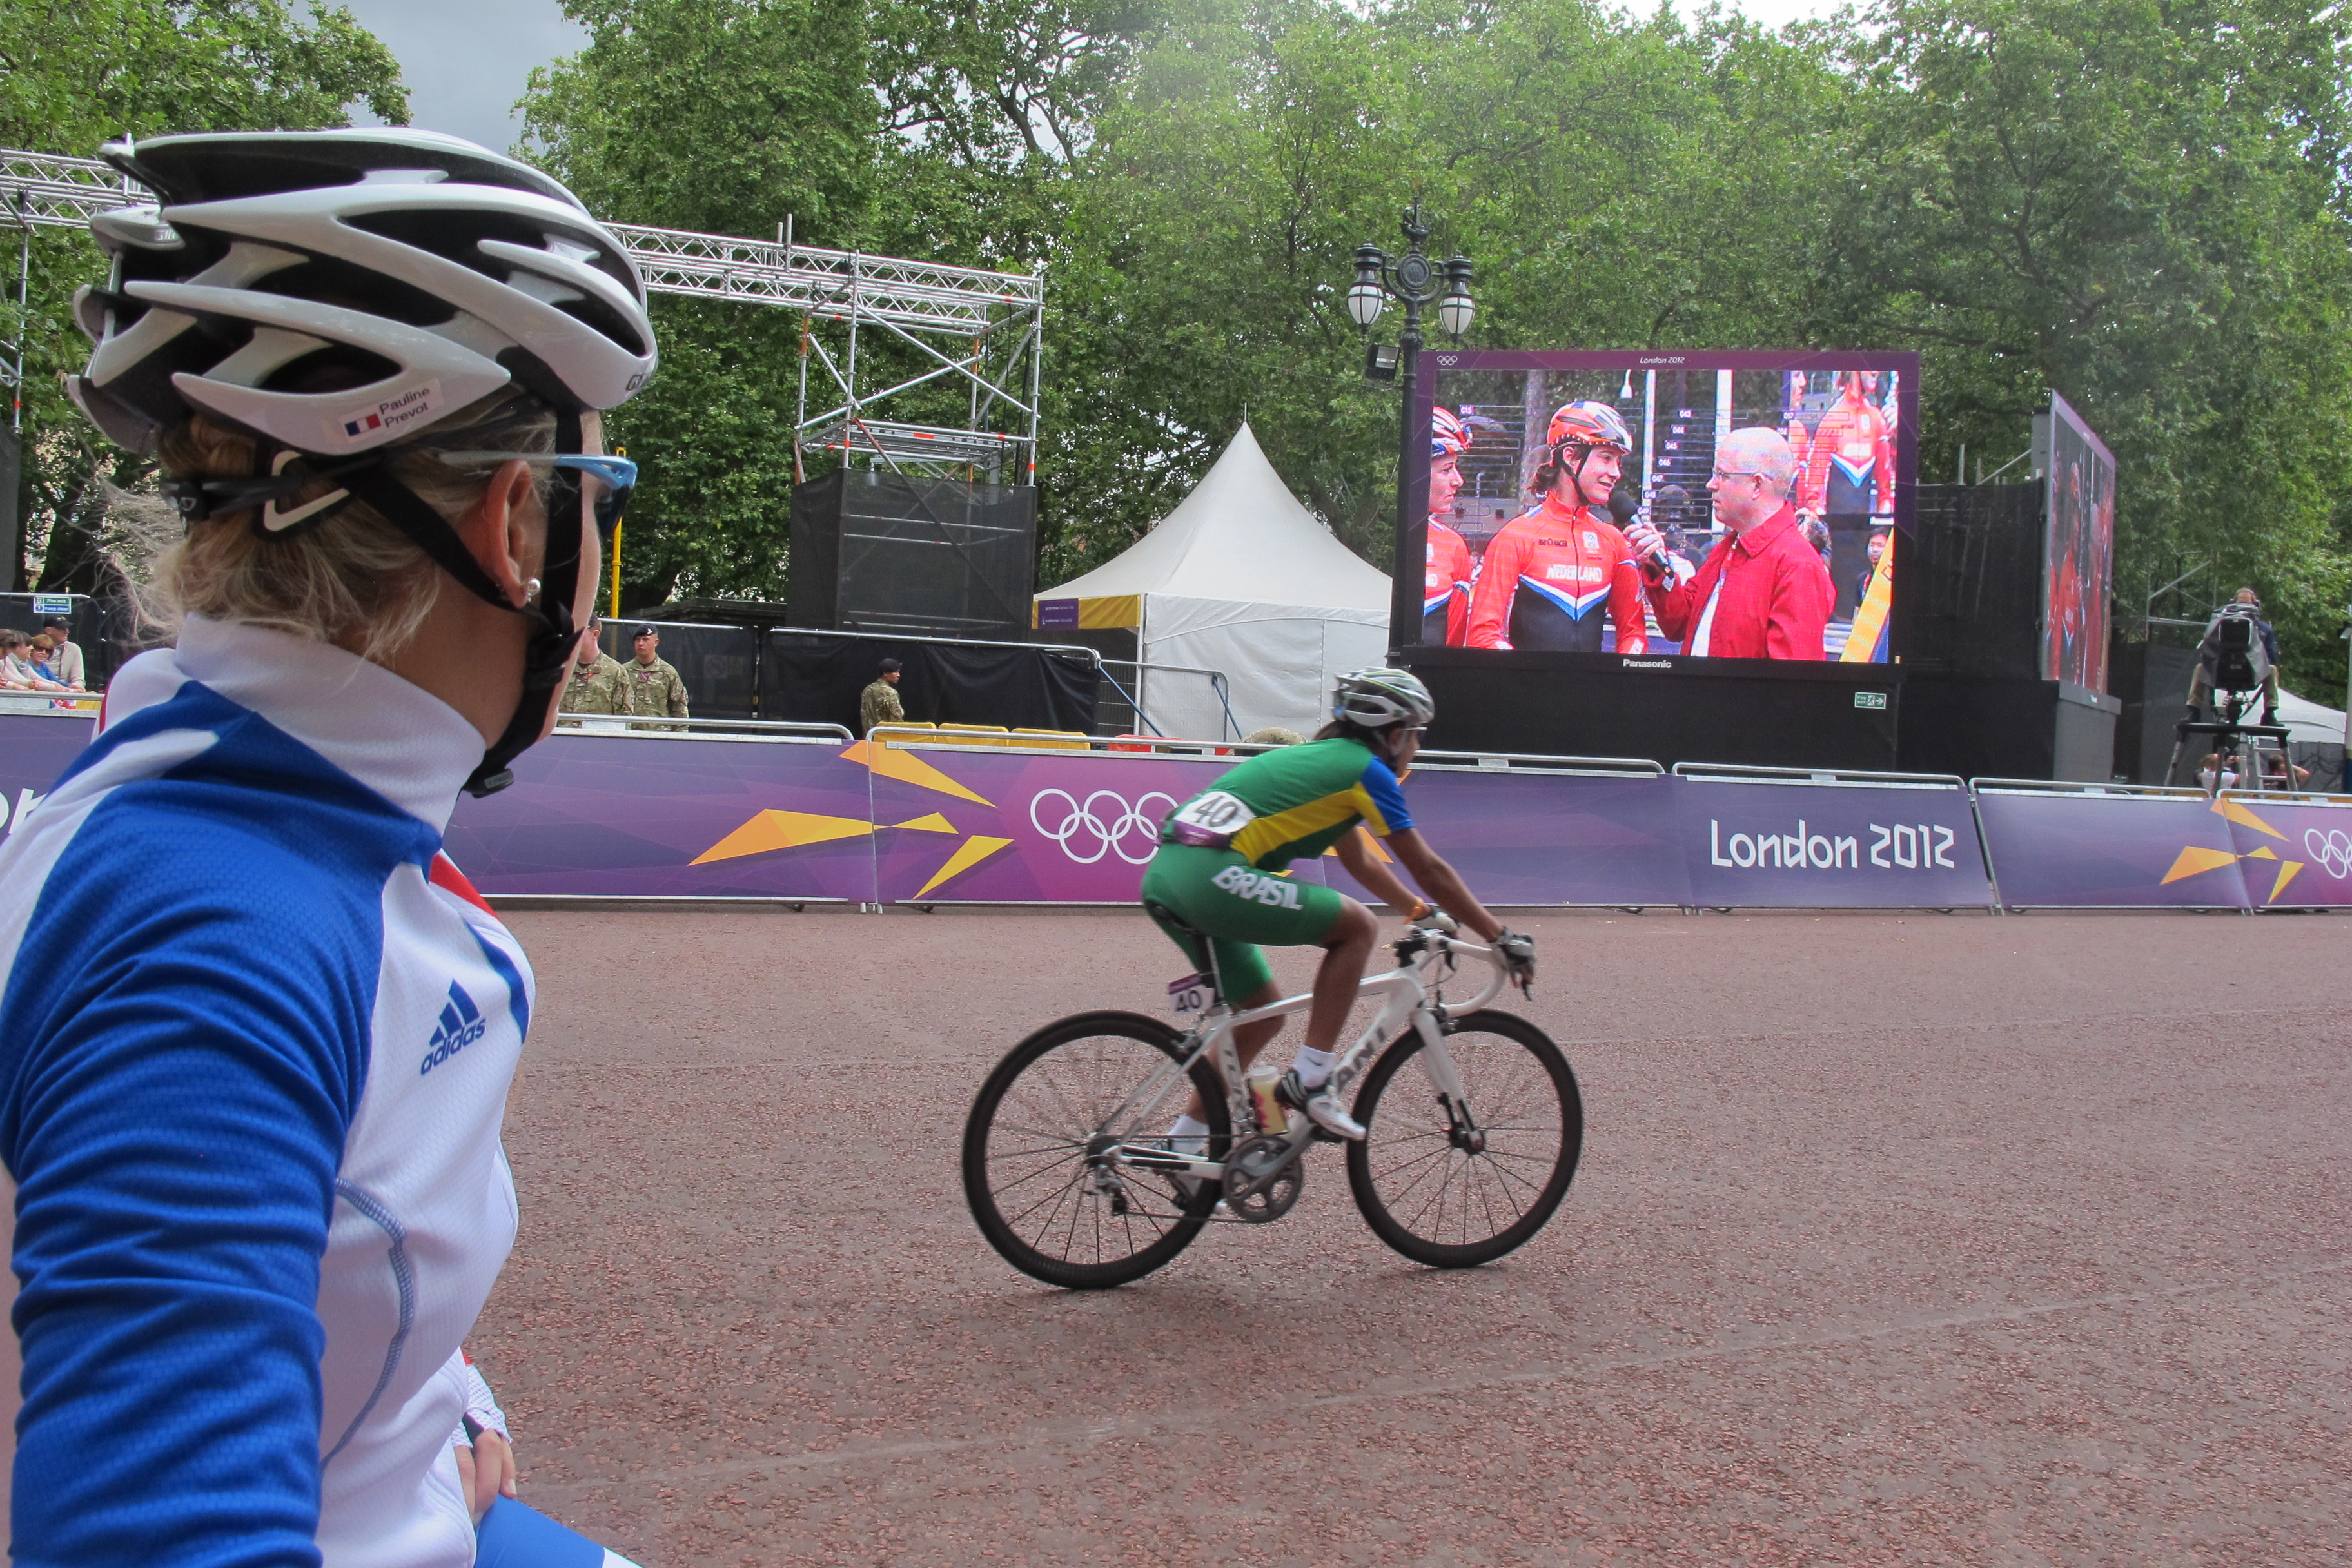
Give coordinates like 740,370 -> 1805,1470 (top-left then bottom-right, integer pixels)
66,127 -> 654,456
1333,668 -> 1436,730
64,128 -> 658,797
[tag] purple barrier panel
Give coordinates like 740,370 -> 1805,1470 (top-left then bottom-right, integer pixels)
1973,786 -> 2250,910
865,742 -> 1252,903
1672,776 -> 1995,908
445,730 -> 879,901
2211,792 -> 2352,908
1320,767 -> 1690,908
1,713 -> 100,839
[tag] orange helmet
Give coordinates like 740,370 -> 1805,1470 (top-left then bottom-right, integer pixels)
1431,406 -> 1473,458
1546,400 -> 1634,457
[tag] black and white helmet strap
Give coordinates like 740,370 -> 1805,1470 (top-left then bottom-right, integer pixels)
338,407 -> 589,797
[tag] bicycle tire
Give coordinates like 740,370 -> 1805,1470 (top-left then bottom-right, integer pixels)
1344,1009 -> 1583,1268
963,1010 -> 1231,1289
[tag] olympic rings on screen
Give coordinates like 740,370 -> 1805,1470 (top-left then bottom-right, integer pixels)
2304,827 -> 2352,879
1030,789 -> 1179,865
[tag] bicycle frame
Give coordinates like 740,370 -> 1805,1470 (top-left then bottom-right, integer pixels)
1109,932 -> 1509,1190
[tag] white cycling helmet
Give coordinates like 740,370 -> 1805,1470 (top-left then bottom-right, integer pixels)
64,130 -> 658,799
1333,668 -> 1436,730
66,127 -> 654,456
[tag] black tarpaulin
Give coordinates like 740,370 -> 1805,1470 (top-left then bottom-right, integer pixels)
760,631 -> 1096,735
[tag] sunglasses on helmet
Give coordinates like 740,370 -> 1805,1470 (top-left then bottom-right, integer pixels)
436,451 -> 638,543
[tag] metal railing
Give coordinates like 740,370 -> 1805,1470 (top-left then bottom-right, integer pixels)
554,715 -> 851,743
1674,761 -> 1968,790
1095,659 -> 1238,741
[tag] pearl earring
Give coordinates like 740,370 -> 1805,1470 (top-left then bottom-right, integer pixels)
523,577 -> 542,606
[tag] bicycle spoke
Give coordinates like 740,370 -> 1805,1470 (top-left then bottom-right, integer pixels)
966,1017 -> 1226,1286
1348,1017 -> 1582,1264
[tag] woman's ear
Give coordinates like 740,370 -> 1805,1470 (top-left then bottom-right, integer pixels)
451,459 -> 543,609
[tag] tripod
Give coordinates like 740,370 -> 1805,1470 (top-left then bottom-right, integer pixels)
2168,689 -> 2296,794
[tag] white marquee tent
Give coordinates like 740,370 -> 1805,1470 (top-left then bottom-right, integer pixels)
1034,424 -> 1393,740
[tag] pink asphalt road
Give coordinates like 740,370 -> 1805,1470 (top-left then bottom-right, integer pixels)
474,907 -> 2349,1567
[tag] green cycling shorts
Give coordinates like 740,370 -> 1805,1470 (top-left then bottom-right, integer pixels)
1138,841 -> 1346,1001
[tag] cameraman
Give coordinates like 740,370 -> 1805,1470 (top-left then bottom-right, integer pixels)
2187,589 -> 2280,725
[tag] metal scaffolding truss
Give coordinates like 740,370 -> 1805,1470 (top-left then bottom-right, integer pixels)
1,149 -> 1043,478
614,220 -> 1040,482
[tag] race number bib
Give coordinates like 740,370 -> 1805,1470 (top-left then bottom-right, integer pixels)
1168,790 -> 1256,848
1168,972 -> 1209,1014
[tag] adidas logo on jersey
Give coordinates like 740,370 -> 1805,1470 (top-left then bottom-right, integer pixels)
419,981 -> 488,1075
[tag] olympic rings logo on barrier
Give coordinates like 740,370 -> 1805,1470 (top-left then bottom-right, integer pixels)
1030,789 -> 1178,865
2304,827 -> 2352,879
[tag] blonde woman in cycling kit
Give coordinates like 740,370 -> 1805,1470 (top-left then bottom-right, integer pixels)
0,130 -> 651,1567
1142,669 -> 1536,1145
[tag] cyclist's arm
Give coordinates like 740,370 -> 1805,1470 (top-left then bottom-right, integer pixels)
1333,827 -> 1421,917
1386,828 -> 1504,942
3,865 -> 363,1567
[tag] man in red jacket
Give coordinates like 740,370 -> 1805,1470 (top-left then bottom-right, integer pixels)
1624,427 -> 1833,660
1465,400 -> 1649,653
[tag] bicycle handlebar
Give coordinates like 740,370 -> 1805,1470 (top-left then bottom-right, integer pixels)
1400,925 -> 1510,1012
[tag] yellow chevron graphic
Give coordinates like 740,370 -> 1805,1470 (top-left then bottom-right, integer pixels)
839,740 -> 993,807
914,835 -> 1012,897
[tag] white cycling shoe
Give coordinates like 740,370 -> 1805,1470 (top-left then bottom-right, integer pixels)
1279,1070 -> 1364,1141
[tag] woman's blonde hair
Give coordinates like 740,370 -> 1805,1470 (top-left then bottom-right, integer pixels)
134,389 -> 558,662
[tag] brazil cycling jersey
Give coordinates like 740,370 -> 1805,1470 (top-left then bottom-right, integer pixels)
1160,736 -> 1413,867
1143,737 -> 1413,997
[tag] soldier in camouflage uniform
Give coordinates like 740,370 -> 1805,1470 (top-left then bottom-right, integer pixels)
859,657 -> 906,736
560,618 -> 631,718
622,625 -> 691,730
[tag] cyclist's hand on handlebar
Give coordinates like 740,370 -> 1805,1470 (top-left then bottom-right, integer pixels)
1494,928 -> 1536,994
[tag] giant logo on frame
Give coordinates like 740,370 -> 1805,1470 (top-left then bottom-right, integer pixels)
2159,795 -> 2315,903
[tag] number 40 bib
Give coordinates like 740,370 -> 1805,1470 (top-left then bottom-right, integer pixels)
1167,790 -> 1256,848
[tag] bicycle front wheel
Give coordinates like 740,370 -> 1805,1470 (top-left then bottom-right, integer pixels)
1346,1009 -> 1583,1268
963,1010 -> 1231,1289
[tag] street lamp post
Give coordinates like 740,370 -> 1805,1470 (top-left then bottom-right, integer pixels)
1349,203 -> 1473,650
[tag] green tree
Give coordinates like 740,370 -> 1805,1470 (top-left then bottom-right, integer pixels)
1039,0 -> 1847,585
520,0 -> 1153,609
1828,0 -> 2352,696
2,0 -> 406,591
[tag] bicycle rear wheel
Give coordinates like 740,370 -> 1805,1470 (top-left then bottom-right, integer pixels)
963,1010 -> 1231,1289
1345,1009 -> 1583,1268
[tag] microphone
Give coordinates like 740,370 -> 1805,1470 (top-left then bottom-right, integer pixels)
1611,481 -> 1667,574
1609,482 -> 1640,527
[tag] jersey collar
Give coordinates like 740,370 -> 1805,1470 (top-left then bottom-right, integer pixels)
159,614 -> 485,832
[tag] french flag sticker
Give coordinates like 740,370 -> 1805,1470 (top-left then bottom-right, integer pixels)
342,411 -> 384,438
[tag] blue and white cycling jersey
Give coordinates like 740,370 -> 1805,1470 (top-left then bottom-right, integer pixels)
0,614 -> 532,1568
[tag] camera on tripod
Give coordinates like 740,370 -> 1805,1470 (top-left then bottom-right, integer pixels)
2191,602 -> 2267,724
2202,601 -> 2269,703
2169,598 -> 2289,791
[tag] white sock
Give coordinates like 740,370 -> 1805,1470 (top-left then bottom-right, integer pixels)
1290,1046 -> 1335,1090
1166,1113 -> 1209,1156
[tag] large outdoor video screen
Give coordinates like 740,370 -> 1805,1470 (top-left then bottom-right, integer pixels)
2042,392 -> 2115,693
1413,349 -> 1919,663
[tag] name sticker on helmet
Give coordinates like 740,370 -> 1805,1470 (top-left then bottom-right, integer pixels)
331,380 -> 444,447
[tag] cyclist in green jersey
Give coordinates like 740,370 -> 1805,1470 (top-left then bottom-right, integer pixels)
1142,668 -> 1535,1141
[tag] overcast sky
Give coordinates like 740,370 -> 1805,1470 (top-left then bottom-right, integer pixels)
342,0 -> 587,153
340,0 -> 1841,157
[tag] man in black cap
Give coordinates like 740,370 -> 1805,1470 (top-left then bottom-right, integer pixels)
861,656 -> 906,737
622,623 -> 691,729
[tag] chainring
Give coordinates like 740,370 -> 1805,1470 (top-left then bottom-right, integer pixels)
1220,1132 -> 1306,1223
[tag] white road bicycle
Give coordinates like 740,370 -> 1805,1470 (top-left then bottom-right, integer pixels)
962,918 -> 1585,1289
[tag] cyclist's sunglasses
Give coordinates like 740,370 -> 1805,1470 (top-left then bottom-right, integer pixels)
436,451 -> 638,544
